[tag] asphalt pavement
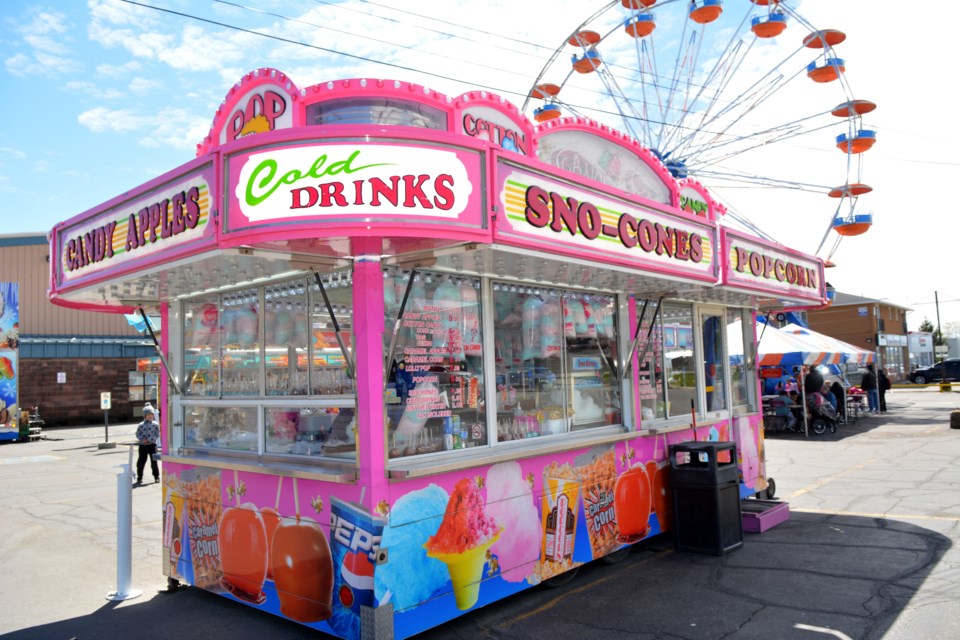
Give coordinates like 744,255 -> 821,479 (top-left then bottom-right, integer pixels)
1,387 -> 958,640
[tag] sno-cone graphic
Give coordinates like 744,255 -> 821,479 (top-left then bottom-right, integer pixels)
426,528 -> 501,610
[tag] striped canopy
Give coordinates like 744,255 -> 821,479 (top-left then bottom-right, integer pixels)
779,323 -> 875,365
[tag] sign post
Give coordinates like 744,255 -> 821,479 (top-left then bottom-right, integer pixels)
97,392 -> 116,450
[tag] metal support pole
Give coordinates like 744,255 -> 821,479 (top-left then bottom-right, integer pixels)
97,409 -> 116,449
107,445 -> 142,601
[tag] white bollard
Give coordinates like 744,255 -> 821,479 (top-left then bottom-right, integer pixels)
106,444 -> 143,601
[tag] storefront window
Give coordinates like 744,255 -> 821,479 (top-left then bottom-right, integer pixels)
701,310 -> 728,412
220,288 -> 262,396
726,308 -> 757,414
306,98 -> 447,129
265,406 -> 356,457
384,271 -> 486,458
264,280 -> 308,395
183,295 -> 225,397
310,272 -> 355,396
183,405 -> 259,452
635,298 -> 665,421
178,273 -> 357,461
492,284 -> 620,438
662,303 -> 698,418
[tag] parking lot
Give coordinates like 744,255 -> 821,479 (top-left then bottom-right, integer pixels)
1,387 -> 958,640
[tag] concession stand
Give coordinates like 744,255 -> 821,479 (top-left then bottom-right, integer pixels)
48,68 -> 826,639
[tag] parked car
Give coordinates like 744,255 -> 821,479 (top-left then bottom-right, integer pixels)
910,359 -> 960,384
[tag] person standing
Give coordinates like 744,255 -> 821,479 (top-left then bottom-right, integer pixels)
878,368 -> 891,413
135,407 -> 160,485
861,364 -> 879,414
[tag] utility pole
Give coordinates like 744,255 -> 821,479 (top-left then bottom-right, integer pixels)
935,291 -> 947,387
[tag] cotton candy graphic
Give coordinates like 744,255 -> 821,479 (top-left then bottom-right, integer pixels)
485,462 -> 539,583
432,280 -> 464,360
460,281 -> 482,357
540,297 -> 562,358
521,297 -> 543,360
374,484 -> 450,610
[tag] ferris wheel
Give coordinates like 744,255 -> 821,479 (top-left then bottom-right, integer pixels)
522,0 -> 876,264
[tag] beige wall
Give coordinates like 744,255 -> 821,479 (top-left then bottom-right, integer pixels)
0,238 -> 139,337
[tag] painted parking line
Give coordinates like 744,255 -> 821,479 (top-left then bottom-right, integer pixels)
786,458 -> 875,499
795,623 -> 854,639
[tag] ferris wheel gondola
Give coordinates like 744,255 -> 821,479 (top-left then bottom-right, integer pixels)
522,0 -> 877,266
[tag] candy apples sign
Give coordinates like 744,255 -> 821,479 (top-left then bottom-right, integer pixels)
57,169 -> 213,285
229,143 -> 476,225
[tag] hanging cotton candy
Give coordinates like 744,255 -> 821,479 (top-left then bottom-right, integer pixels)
460,281 -> 482,357
220,308 -> 239,345
235,305 -> 258,347
521,296 -> 543,360
191,303 -> 219,348
593,299 -> 614,339
485,461 -> 540,583
540,296 -> 562,358
374,484 -> 450,610
562,297 -> 577,338
432,279 -> 464,360
273,309 -> 294,345
581,299 -> 597,338
571,296 -> 588,336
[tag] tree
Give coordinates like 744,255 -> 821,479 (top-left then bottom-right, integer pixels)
919,318 -> 934,333
944,320 -> 960,339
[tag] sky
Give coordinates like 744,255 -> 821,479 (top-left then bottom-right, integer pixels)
0,0 -> 957,332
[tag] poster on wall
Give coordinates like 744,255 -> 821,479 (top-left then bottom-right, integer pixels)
0,282 -> 20,441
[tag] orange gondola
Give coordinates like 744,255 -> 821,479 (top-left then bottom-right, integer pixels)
530,83 -> 561,100
568,30 -> 601,47
836,130 -> 876,154
534,103 -> 562,123
824,260 -> 837,268
831,99 -> 877,118
751,14 -> 787,38
625,14 -> 656,38
827,183 -> 873,198
572,50 -> 602,74
833,213 -> 872,236
803,29 -> 846,48
807,58 -> 844,83
622,0 -> 656,8
689,0 -> 723,24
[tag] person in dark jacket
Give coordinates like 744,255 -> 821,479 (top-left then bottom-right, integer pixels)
830,380 -> 846,422
804,366 -> 824,398
861,364 -> 878,413
878,368 -> 891,413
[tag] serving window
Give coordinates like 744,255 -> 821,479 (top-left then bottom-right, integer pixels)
177,272 -> 356,461
384,271 -> 486,458
384,268 -> 623,461
634,298 -> 759,427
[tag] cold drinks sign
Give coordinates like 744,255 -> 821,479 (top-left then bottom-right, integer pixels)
227,143 -> 480,228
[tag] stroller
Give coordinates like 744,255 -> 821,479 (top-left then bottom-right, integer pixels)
806,392 -> 838,435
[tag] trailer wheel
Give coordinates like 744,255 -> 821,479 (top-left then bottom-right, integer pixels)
765,478 -> 776,500
543,566 -> 580,588
601,546 -> 631,564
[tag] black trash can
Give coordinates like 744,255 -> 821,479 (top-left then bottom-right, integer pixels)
669,441 -> 743,555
